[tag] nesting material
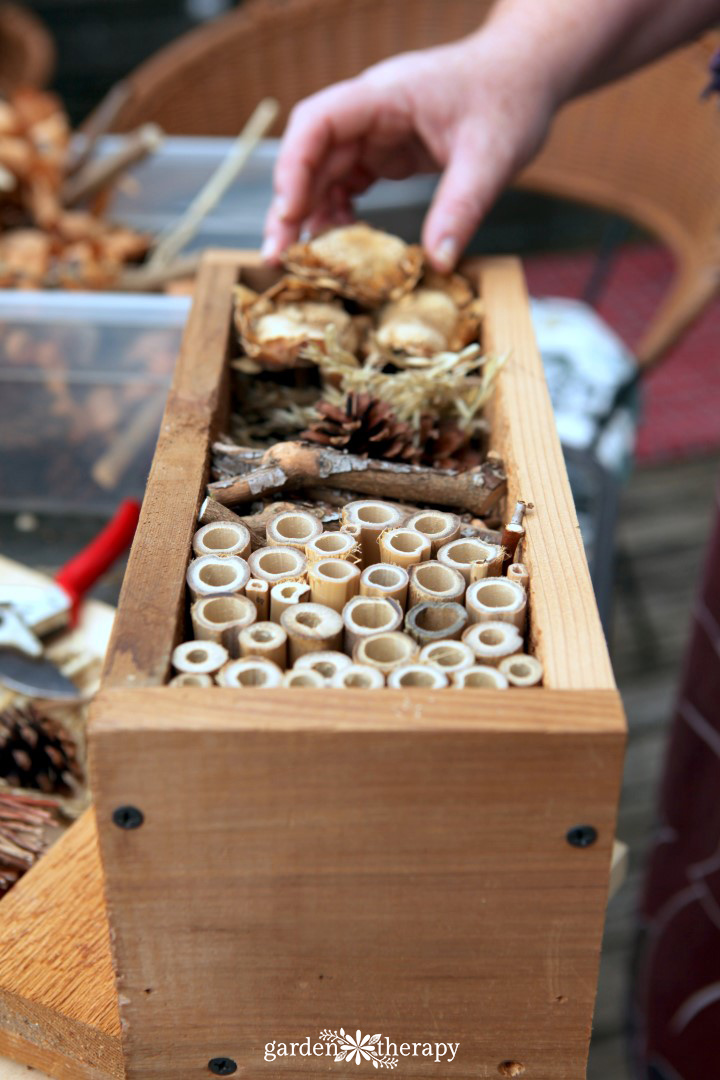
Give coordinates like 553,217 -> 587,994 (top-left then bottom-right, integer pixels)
248,545 -> 307,584
191,594 -> 257,655
281,603 -> 344,663
186,554 -> 250,600
330,664 -> 385,689
499,654 -> 543,687
359,563 -> 409,609
216,657 -> 284,688
378,527 -> 431,569
453,666 -> 509,689
466,578 -> 527,631
342,595 -> 403,652
507,562 -> 529,590
342,500 -> 405,566
305,530 -> 358,563
237,621 -> 287,669
352,631 -> 419,674
405,602 -> 468,646
405,511 -> 461,556
270,580 -> 311,623
437,538 -> 502,584
282,669 -> 326,688
192,521 -> 251,560
246,578 -> 270,620
462,621 -> 524,667
172,640 -> 228,676
419,640 -> 475,675
386,665 -> 449,689
295,651 -> 352,681
408,561 -> 465,608
168,673 -> 214,688
308,558 -> 361,612
266,509 -> 323,550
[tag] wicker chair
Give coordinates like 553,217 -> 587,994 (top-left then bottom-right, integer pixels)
0,2 -> 54,94
101,0 -> 720,369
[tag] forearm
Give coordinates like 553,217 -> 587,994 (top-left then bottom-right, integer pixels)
475,0 -> 720,107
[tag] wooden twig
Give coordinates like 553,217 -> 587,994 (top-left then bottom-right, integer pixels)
66,81 -> 133,177
116,252 -> 201,293
207,441 -> 507,517
62,123 -> 164,207
147,98 -> 279,269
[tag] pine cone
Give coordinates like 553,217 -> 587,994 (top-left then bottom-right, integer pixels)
419,417 -> 484,470
0,792 -> 59,896
0,705 -> 83,795
301,393 -> 420,462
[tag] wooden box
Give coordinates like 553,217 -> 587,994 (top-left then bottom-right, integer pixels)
86,251 -> 625,1080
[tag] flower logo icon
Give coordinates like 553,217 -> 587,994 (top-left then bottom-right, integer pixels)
320,1029 -> 398,1069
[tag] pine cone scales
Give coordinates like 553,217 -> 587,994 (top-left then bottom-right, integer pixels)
0,705 -> 82,794
302,393 -> 420,462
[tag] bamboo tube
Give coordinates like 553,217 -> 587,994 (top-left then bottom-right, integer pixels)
248,545 -> 307,585
192,521 -> 251,559
387,665 -> 449,689
342,595 -> 403,653
378,527 -> 431,569
462,621 -> 524,667
404,510 -> 461,556
499,654 -> 544,688
246,578 -> 269,620
340,522 -> 362,543
168,673 -> 214,688
281,603 -> 344,664
352,631 -> 419,674
330,664 -> 385,689
507,562 -> 529,590
404,602 -> 468,646
359,563 -> 409,610
308,558 -> 360,612
501,501 -> 527,571
418,640 -> 476,675
437,538 -> 503,584
295,651 -> 352,681
216,657 -> 283,688
191,594 -> 257,655
465,578 -> 527,632
342,500 -> 405,567
408,561 -> 465,608
198,499 -> 298,547
266,509 -> 323,550
237,621 -> 287,669
186,555 -> 250,600
469,544 -> 505,580
282,669 -> 326,688
453,666 -> 509,689
172,639 -> 228,676
305,530 -> 358,563
270,580 -> 311,623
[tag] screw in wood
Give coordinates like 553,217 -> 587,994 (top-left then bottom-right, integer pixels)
208,1058 -> 237,1075
112,806 -> 144,830
566,825 -> 598,848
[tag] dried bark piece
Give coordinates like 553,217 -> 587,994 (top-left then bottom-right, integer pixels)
284,223 -> 423,307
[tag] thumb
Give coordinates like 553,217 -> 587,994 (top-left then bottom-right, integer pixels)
422,134 -> 498,272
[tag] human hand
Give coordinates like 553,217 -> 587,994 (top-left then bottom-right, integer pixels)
262,31 -> 557,271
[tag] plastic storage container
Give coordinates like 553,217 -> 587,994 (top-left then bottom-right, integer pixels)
106,136 -> 438,249
0,292 -> 190,514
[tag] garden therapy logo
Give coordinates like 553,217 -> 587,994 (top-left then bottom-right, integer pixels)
263,1028 -> 460,1067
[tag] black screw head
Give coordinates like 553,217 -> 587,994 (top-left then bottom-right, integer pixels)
208,1059 -> 237,1075
566,824 -> 598,848
112,805 -> 144,830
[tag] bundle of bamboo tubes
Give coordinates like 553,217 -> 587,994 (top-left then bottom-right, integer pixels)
170,495 -> 542,689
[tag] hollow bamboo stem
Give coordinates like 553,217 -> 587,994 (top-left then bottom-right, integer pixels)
461,621 -> 524,667
282,669 -> 326,687
404,602 -> 468,646
352,631 -> 419,674
186,554 -> 250,600
245,578 -> 269,620
404,510 -> 461,556
192,521 -> 251,559
408,561 -> 465,608
280,603 -> 344,664
266,509 -> 323,550
308,559 -> 360,613
437,537 -> 502,584
172,639 -> 228,676
507,562 -> 529,590
465,578 -> 527,632
499,654 -> 543,687
305,531 -> 358,563
269,580 -> 311,623
248,545 -> 307,585
359,563 -> 409,610
216,657 -> 283,687
386,665 -> 449,689
168,673 -> 214,688
190,594 -> 257,655
295,651 -> 352,681
237,621 -> 288,669
342,595 -> 403,653
330,664 -> 385,689
342,500 -> 405,567
418,640 -> 476,675
378,527 -> 431,569
453,666 -> 509,688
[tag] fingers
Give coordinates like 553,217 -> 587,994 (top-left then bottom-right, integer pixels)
263,80 -> 380,260
422,129 -> 500,272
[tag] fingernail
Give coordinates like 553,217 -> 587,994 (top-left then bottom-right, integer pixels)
261,235 -> 279,261
434,236 -> 458,271
273,194 -> 289,221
